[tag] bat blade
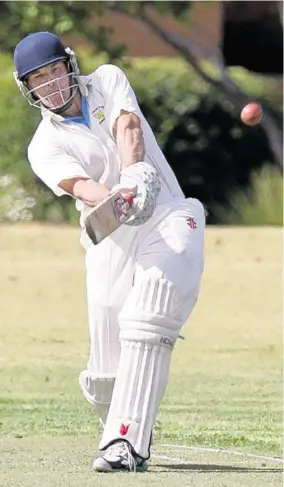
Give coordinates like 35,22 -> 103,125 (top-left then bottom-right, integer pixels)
83,191 -> 131,245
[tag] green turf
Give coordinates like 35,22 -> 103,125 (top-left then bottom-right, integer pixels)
0,224 -> 282,486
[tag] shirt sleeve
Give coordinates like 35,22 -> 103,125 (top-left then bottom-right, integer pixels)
95,64 -> 141,137
28,138 -> 89,197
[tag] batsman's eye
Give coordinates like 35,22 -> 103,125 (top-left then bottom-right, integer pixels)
52,65 -> 62,74
32,74 -> 43,83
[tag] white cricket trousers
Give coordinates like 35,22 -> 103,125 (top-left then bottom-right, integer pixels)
84,197 -> 205,375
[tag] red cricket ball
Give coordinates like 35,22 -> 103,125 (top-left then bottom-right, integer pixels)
240,103 -> 263,125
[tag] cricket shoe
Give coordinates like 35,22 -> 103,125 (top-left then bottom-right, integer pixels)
93,440 -> 148,472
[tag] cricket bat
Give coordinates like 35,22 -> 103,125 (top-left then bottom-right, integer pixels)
83,191 -> 134,245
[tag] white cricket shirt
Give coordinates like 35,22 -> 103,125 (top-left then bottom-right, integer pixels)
28,64 -> 185,239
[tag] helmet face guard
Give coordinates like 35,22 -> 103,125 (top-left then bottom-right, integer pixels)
14,64 -> 79,112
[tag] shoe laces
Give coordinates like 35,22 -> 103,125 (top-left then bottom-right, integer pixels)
108,441 -> 136,472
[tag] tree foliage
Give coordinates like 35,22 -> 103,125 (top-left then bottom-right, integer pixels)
0,1 -> 125,61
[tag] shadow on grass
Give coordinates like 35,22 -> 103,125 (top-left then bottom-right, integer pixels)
153,463 -> 283,473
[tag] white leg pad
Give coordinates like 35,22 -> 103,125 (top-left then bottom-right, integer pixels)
78,370 -> 115,424
99,275 -> 195,459
99,331 -> 173,459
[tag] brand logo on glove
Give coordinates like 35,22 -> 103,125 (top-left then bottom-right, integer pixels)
120,423 -> 130,436
113,196 -> 132,223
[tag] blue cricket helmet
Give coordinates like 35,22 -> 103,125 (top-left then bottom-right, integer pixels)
14,31 -> 70,80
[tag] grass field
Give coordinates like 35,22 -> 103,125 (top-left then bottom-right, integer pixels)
0,224 -> 282,487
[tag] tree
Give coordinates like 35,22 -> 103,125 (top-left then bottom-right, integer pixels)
108,1 -> 283,169
0,1 -> 125,61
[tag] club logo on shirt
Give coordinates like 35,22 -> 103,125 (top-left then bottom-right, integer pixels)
92,106 -> 105,124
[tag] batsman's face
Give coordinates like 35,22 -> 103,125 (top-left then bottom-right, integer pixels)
27,62 -> 71,109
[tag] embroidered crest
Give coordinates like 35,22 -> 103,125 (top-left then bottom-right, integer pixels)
92,106 -> 105,124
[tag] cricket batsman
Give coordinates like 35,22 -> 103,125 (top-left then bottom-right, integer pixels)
13,31 -> 205,472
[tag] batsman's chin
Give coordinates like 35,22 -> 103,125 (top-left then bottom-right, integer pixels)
45,94 -> 64,108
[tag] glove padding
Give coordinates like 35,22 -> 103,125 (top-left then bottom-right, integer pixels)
112,161 -> 161,226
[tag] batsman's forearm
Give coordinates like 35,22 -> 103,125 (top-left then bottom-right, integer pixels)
116,117 -> 145,168
59,177 -> 89,197
60,177 -> 110,206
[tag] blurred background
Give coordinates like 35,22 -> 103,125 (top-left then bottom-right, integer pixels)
0,0 -> 283,226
